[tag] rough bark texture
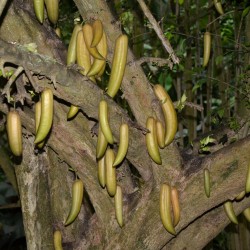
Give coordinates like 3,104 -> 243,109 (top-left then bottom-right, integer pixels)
0,1 -> 250,250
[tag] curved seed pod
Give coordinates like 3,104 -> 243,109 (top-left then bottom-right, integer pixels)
67,24 -> 82,66
91,19 -> 103,47
96,62 -> 106,79
106,34 -> 128,98
77,30 -> 92,76
53,230 -> 63,250
223,201 -> 238,224
34,88 -> 53,144
55,27 -> 61,38
35,101 -> 45,148
204,168 -> 211,198
105,148 -> 116,196
213,0 -> 224,15
87,31 -> 108,77
99,100 -> 114,144
160,184 -> 176,235
245,163 -> 250,193
82,23 -> 105,60
153,84 -> 177,146
6,111 -> 23,156
235,191 -> 245,201
33,0 -> 44,23
203,32 -> 211,67
44,0 -> 59,25
115,185 -> 124,227
113,123 -> 129,167
64,179 -> 84,226
97,154 -> 106,188
146,117 -> 162,165
171,187 -> 180,227
156,120 -> 165,149
67,105 -> 79,120
96,125 -> 108,159
243,207 -> 250,222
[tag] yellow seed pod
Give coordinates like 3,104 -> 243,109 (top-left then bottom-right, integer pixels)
203,32 -> 211,67
115,185 -> 124,227
33,0 -> 44,23
34,88 -> 54,144
6,111 -> 23,156
171,187 -> 180,227
64,179 -> 84,226
153,84 -> 177,146
97,155 -> 106,188
91,19 -> 103,47
44,0 -> 59,25
160,184 -> 176,235
105,148 -> 116,197
53,230 -> 63,250
156,120 -> 165,149
223,201 -> 238,224
146,117 -> 162,165
213,0 -> 224,15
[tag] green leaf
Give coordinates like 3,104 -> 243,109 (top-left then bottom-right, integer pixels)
242,6 -> 250,18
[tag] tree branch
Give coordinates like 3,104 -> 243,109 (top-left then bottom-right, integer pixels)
137,0 -> 180,64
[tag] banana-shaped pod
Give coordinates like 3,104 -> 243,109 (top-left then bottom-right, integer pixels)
98,155 -> 106,188
146,117 -> 162,165
213,0 -> 224,15
160,184 -> 176,235
33,0 -> 44,23
53,230 -> 63,250
203,32 -> 211,67
6,111 -> 23,156
34,88 -> 53,144
91,19 -> 103,47
204,168 -> 211,198
153,84 -> 177,146
64,179 -> 84,226
171,187 -> 180,227
223,201 -> 238,224
35,101 -> 45,148
44,0 -> 59,25
115,185 -> 124,227
106,34 -> 128,98
113,123 -> 129,167
98,100 -> 114,144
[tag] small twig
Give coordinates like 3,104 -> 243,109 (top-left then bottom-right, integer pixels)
136,57 -> 173,69
2,66 -> 24,102
128,120 -> 149,135
0,202 -> 21,209
206,10 -> 234,29
184,101 -> 204,112
25,68 -> 41,93
137,0 -> 179,64
0,0 -> 8,18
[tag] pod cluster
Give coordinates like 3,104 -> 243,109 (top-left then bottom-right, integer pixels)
33,0 -> 59,25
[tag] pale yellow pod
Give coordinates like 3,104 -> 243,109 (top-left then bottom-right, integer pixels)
6,111 -> 23,156
97,155 -> 106,188
223,201 -> 238,224
67,24 -> 82,66
153,84 -> 177,146
146,117 -> 162,165
160,184 -> 176,235
105,148 -> 116,196
171,187 -> 180,227
91,19 -> 103,47
82,23 -> 105,60
65,179 -> 84,226
33,0 -> 44,23
55,27 -> 61,38
35,101 -> 45,148
34,88 -> 53,144
245,163 -> 250,193
213,0 -> 224,15
156,120 -> 165,149
96,125 -> 108,160
87,31 -> 108,77
76,30 -> 92,76
243,207 -> 250,222
106,34 -> 128,98
44,0 -> 59,25
204,168 -> 211,198
98,100 -> 114,144
96,62 -> 106,79
235,191 -> 245,201
113,123 -> 129,167
67,105 -> 79,120
203,32 -> 211,67
115,185 -> 124,227
53,230 -> 63,250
